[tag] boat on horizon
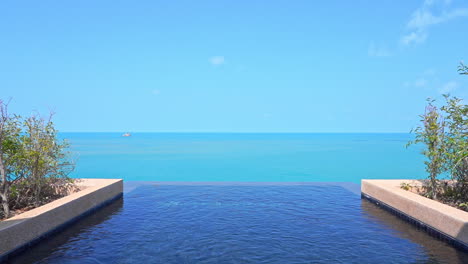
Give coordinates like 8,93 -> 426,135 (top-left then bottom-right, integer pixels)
122,132 -> 131,137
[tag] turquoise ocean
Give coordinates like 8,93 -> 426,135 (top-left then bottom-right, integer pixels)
63,133 -> 425,184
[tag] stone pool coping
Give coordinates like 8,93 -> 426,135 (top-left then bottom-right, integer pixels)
0,178 -> 123,261
361,179 -> 468,251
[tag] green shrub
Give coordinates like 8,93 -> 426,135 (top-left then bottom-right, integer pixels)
408,62 -> 467,203
0,100 -> 74,219
407,99 -> 447,199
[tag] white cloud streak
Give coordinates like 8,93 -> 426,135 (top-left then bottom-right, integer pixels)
401,31 -> 428,45
401,0 -> 468,45
414,78 -> 428,87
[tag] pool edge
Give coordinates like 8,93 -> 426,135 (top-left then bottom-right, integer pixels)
361,179 -> 468,252
0,179 -> 123,262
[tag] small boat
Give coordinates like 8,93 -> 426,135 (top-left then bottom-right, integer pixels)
122,132 -> 131,137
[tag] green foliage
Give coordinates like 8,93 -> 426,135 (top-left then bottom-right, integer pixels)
408,94 -> 468,202
441,95 -> 468,201
407,99 -> 446,199
408,61 -> 468,203
0,101 -> 74,219
400,182 -> 412,191
19,115 -> 75,206
459,62 -> 468,75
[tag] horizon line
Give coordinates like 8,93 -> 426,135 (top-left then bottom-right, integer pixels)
58,131 -> 413,134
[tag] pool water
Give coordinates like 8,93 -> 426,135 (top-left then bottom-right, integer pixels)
10,183 -> 468,264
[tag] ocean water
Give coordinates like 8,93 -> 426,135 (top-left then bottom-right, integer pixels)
64,133 -> 425,183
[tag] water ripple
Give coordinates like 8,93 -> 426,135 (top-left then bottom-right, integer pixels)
9,184 -> 468,264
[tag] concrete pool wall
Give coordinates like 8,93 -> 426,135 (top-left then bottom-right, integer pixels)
0,178 -> 123,261
361,179 -> 468,251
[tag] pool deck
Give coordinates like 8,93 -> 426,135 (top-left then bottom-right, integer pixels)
361,179 -> 468,251
0,178 -> 123,262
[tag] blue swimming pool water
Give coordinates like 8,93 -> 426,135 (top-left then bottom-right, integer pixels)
10,183 -> 468,264
64,133 -> 425,183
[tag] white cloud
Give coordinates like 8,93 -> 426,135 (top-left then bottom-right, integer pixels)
209,56 -> 225,66
401,0 -> 468,46
404,78 -> 429,88
414,78 -> 428,87
404,68 -> 461,95
368,42 -> 392,57
439,81 -> 458,94
152,89 -> 161,95
401,30 -> 428,45
407,7 -> 468,29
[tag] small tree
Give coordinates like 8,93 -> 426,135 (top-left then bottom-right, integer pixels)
437,63 -> 468,202
0,100 -> 11,217
0,100 -> 21,218
408,62 -> 468,204
408,99 -> 447,199
441,95 -> 468,201
20,113 -> 74,207
0,101 -> 74,219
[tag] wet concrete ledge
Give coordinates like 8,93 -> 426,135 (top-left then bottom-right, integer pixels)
0,178 -> 123,262
361,179 -> 468,252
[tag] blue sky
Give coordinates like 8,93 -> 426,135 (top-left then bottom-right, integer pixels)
1,0 -> 467,132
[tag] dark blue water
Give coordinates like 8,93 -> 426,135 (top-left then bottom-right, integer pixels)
10,183 -> 468,264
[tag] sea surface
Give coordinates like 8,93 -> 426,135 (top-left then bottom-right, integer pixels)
63,133 -> 425,183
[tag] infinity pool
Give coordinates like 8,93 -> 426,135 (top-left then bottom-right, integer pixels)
9,183 -> 468,264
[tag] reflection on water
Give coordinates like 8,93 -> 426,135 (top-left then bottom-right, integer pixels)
361,199 -> 468,264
